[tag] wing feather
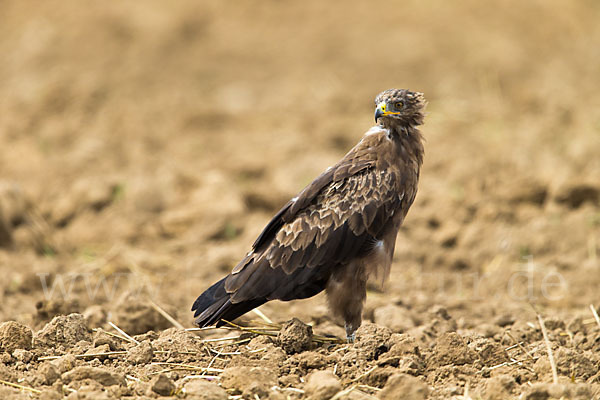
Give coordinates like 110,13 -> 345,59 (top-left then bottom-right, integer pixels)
221,134 -> 406,305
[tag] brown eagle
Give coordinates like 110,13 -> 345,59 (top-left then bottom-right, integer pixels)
192,88 -> 426,340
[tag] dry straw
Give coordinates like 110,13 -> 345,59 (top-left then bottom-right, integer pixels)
537,314 -> 558,384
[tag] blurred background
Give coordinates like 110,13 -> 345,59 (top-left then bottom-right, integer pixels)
0,0 -> 599,334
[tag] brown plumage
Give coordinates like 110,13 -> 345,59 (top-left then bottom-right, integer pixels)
192,88 -> 426,340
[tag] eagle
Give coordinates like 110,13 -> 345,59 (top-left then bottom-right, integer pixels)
192,88 -> 426,341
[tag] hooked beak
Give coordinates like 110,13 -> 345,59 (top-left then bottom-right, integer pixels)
374,102 -> 386,122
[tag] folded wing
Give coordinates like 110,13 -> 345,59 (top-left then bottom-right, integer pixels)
192,141 -> 404,327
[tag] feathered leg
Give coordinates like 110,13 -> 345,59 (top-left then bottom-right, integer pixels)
326,261 -> 367,343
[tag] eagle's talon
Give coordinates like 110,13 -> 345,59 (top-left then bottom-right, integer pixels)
345,323 -> 356,343
346,332 -> 356,343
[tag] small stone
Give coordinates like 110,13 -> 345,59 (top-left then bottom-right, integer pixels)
34,313 -> 92,349
430,332 -> 476,367
93,331 -> 119,351
354,324 -> 393,361
70,339 -> 93,355
183,380 -> 228,400
50,354 -> 77,374
377,334 -> 423,372
277,318 -> 313,354
132,330 -> 159,343
395,356 -> 426,376
149,373 -> 175,396
38,362 -> 61,385
305,370 -> 341,400
469,338 -> 509,367
83,343 -> 110,360
126,340 -> 153,365
0,321 -> 33,353
12,349 -> 33,363
61,366 -> 126,386
378,373 -> 428,400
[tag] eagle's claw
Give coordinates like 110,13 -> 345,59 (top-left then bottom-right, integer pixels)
345,323 -> 356,343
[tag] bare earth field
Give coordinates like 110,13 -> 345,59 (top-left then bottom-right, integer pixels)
1,1 -> 600,399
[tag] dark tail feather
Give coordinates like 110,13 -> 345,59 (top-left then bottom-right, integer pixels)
191,277 -> 267,327
191,277 -> 227,316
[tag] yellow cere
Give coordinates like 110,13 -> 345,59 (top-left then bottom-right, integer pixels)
379,101 -> 402,116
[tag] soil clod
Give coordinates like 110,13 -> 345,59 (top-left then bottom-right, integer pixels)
277,318 -> 313,354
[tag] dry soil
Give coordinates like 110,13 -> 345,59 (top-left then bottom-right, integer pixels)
1,1 -> 600,399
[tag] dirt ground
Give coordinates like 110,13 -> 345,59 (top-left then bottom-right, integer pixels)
1,1 -> 600,399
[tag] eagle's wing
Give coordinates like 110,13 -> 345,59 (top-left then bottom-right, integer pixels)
228,166 -> 404,294
192,138 -> 407,327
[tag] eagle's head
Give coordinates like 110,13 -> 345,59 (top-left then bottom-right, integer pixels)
374,89 -> 426,127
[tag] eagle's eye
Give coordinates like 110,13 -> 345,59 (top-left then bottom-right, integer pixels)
394,101 -> 404,109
